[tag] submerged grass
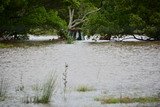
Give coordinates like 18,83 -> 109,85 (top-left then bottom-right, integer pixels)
23,72 -> 57,104
76,85 -> 94,92
0,77 -> 7,101
36,73 -> 57,103
95,96 -> 160,104
0,40 -> 62,48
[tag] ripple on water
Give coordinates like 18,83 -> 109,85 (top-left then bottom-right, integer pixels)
0,42 -> 160,107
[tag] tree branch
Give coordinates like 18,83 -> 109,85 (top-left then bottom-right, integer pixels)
69,8 -> 100,29
81,8 -> 100,21
71,19 -> 87,28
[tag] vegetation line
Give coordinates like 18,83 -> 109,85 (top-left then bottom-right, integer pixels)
76,85 -> 94,92
0,40 -> 61,48
0,76 -> 7,101
95,97 -> 160,104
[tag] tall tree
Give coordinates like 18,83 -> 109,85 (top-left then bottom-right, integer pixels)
60,0 -> 100,39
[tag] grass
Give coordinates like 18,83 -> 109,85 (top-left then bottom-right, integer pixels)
76,85 -> 94,92
0,40 -> 62,48
0,43 -> 13,48
95,96 -> 160,104
23,72 -> 57,104
0,77 -> 7,101
63,63 -> 68,93
34,73 -> 57,103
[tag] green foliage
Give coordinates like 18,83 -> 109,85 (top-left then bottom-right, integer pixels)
25,7 -> 47,26
129,14 -> 145,29
47,10 -> 67,29
22,72 -> 57,104
66,34 -> 74,44
57,29 -> 74,44
83,0 -> 160,40
144,26 -> 160,40
0,0 -> 28,40
29,28 -> 56,35
0,0 -> 160,40
0,0 -> 10,12
83,0 -> 129,37
0,0 -> 67,40
24,7 -> 67,30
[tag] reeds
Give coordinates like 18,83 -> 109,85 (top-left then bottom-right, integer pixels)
62,63 -> 68,101
0,77 -> 7,101
22,72 -> 57,104
63,63 -> 68,93
35,73 -> 57,103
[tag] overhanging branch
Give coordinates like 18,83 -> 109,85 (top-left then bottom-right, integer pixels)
69,8 -> 100,29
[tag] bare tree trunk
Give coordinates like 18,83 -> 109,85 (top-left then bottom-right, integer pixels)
67,7 -> 100,39
68,7 -> 74,30
68,7 -> 100,30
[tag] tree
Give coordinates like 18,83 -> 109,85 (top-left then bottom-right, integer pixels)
83,0 -> 160,40
0,0 -> 67,40
1,0 -> 160,41
83,0 -> 128,39
61,0 -> 100,39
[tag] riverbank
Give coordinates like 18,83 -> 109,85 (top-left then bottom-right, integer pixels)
0,40 -> 63,48
1,34 -> 160,48
88,41 -> 160,46
1,40 -> 160,49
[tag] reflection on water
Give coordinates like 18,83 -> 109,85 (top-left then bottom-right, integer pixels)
0,41 -> 160,107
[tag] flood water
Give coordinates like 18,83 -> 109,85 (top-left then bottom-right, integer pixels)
0,41 -> 160,107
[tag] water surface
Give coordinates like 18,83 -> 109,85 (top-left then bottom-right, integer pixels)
0,41 -> 160,107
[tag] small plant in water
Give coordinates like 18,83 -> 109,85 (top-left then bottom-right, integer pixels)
63,63 -> 68,93
15,70 -> 24,92
35,72 -> 57,103
62,63 -> 68,101
0,73 -> 7,101
23,72 -> 57,104
76,85 -> 93,92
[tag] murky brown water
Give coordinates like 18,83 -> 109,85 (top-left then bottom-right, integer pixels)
0,41 -> 160,107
